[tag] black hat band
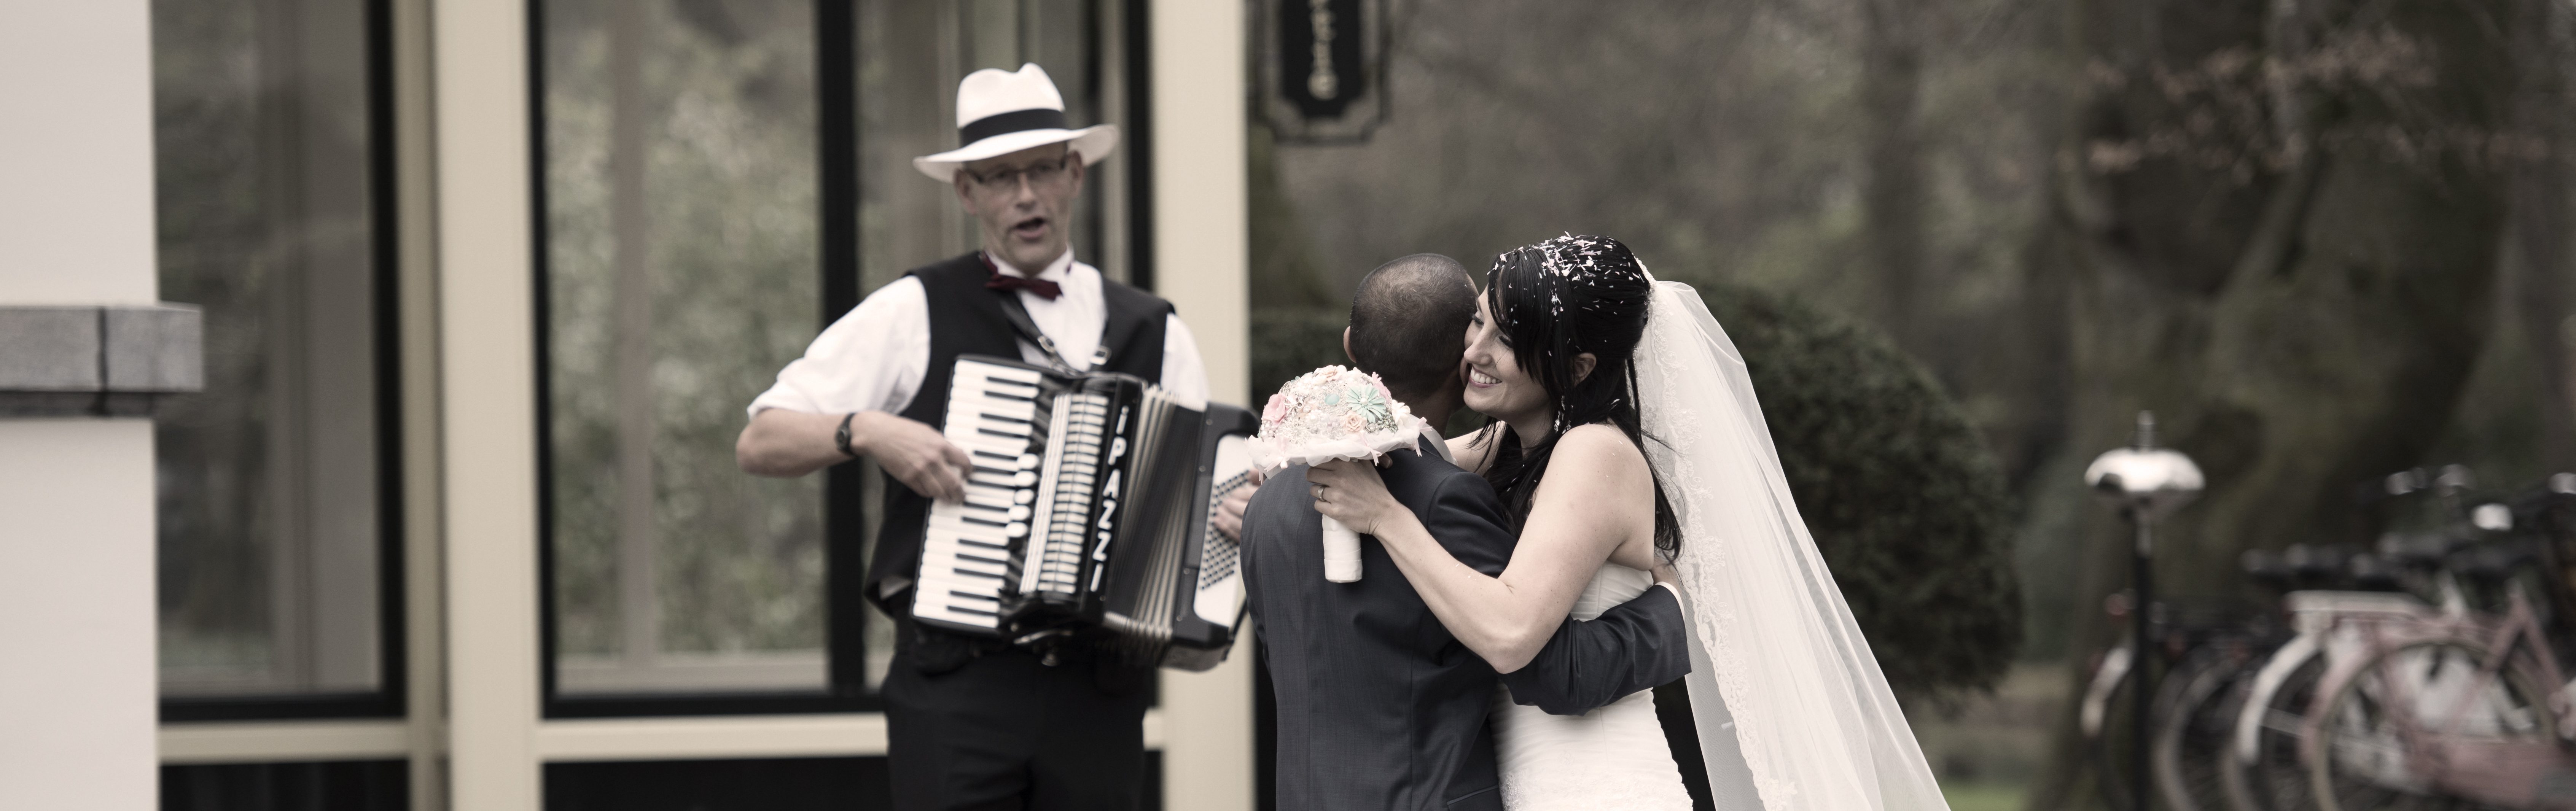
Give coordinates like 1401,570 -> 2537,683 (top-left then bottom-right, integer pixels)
959,108 -> 1070,147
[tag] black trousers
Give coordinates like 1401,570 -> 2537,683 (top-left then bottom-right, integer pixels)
883,641 -> 1154,810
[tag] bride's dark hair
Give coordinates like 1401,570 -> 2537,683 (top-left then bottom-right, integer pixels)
1473,234 -> 1681,560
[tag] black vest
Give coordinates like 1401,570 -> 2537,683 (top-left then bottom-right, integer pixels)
869,252 -> 1173,622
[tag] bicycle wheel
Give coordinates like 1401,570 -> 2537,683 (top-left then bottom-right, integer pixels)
2306,638 -> 2554,811
2157,641 -> 2259,811
2224,651 -> 2325,811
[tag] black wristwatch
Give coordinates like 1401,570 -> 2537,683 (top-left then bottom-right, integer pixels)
834,412 -> 859,458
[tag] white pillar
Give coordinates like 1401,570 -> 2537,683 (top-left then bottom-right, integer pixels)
0,423 -> 159,811
1149,1 -> 1254,809
0,3 -> 159,307
433,2 -> 544,809
0,3 -> 163,810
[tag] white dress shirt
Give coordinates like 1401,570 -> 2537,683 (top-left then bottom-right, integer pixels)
748,248 -> 1209,420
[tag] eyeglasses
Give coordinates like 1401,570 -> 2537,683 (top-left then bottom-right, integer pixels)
965,156 -> 1073,192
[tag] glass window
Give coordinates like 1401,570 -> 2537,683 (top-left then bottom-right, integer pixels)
539,0 -> 829,697
539,0 -> 1140,705
151,0 -> 393,703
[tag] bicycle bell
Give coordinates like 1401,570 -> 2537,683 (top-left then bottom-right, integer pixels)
2085,411 -> 2205,523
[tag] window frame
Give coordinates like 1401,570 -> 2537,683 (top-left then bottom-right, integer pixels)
529,0 -> 1156,720
529,0 -> 876,719
158,0 -> 411,725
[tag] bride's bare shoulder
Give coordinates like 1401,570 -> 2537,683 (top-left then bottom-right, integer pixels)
1542,425 -> 1658,569
1552,424 -> 1650,480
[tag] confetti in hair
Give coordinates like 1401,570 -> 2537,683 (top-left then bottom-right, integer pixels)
1477,233 -> 1683,558
1486,234 -> 1654,434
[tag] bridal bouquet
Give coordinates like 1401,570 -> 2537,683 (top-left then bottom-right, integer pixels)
1249,366 -> 1425,582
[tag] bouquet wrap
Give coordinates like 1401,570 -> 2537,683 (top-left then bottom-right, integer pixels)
1249,366 -> 1425,583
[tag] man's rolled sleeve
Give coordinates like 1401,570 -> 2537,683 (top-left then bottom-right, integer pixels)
747,276 -> 931,418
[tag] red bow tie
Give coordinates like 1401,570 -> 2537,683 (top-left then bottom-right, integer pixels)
981,253 -> 1062,301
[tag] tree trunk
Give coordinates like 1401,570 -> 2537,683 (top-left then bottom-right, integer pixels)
2027,0 -> 2526,805
1860,0 -> 1927,343
2511,0 -> 2576,468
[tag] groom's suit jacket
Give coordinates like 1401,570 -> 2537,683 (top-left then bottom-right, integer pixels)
1244,437 -> 1693,811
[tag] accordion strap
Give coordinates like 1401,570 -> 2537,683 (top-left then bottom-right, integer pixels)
993,288 -> 1110,372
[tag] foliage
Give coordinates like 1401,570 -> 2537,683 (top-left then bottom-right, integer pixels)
2021,0 -> 2542,804
1249,310 -> 1356,410
1248,286 -> 2024,700
1697,282 -> 2022,701
541,0 -> 825,658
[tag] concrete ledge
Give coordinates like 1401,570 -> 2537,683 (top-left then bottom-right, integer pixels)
0,304 -> 202,416
0,308 -> 101,390
105,305 -> 202,391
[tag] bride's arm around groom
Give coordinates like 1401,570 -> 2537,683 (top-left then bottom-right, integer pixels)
1242,254 -> 1695,811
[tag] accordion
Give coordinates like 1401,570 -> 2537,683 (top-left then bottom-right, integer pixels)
911,355 -> 1258,671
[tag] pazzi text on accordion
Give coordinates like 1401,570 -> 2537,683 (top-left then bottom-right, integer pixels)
911,355 -> 1258,671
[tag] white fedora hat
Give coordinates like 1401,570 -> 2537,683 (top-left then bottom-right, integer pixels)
913,63 -> 1118,182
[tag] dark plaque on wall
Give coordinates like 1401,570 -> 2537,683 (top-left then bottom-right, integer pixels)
1258,0 -> 1386,143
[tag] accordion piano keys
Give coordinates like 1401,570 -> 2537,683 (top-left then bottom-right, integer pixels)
916,362 -> 1056,632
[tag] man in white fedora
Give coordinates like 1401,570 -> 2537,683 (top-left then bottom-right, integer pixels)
737,63 -> 1216,809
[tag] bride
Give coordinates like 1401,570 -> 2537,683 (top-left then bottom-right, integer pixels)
1308,234 -> 1950,810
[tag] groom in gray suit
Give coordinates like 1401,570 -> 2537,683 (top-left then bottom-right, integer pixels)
1243,254 -> 1694,811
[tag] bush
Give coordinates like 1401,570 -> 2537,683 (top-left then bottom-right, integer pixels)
1248,309 -> 1355,407
1247,284 -> 2022,700
1697,283 -> 2021,700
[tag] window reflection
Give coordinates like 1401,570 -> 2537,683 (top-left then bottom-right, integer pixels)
152,0 -> 386,698
541,0 -> 828,695
540,0 -> 1132,699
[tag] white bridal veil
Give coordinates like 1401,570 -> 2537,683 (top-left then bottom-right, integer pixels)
1635,277 -> 1950,810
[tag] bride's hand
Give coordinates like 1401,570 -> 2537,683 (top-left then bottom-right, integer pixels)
1307,459 -> 1403,536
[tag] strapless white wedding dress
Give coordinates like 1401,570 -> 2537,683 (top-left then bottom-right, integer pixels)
1491,564 -> 1697,810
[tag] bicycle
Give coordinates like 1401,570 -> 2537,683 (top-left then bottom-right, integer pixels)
2301,485 -> 2576,811
2222,468 -> 2488,811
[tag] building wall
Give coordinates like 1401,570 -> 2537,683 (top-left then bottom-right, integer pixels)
0,2 -> 159,306
0,423 -> 159,810
0,3 -> 162,810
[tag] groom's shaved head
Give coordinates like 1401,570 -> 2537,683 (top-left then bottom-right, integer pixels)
1348,254 -> 1478,404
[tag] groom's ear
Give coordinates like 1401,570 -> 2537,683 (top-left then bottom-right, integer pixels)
1343,327 -> 1357,364
1571,352 -> 1598,385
